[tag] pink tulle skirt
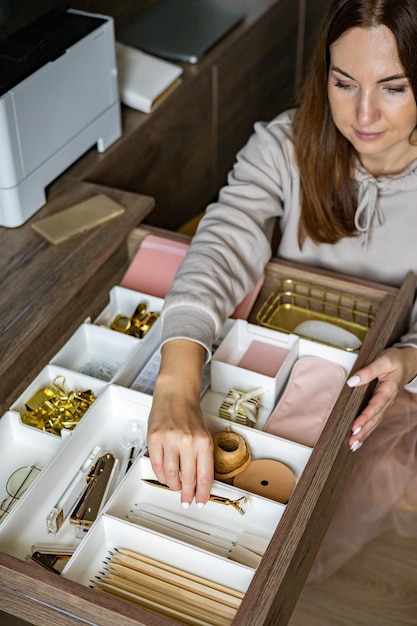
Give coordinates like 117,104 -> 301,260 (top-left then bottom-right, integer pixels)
307,389 -> 417,585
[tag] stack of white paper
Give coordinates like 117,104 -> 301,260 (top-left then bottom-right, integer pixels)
116,42 -> 183,113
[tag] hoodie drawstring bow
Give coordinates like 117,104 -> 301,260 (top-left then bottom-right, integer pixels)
354,178 -> 385,247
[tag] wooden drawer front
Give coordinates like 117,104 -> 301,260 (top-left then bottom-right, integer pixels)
84,69 -> 215,231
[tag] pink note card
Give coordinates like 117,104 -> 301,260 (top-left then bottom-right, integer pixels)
238,340 -> 289,377
121,235 -> 188,298
121,234 -> 264,319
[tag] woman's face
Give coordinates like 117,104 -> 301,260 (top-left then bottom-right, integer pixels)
328,25 -> 417,176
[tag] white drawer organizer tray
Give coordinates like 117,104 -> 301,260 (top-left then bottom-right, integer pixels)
0,284 -> 359,622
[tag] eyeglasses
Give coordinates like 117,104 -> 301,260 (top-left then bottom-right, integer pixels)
0,465 -> 41,522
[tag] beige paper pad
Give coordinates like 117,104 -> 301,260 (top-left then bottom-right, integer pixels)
32,194 -> 125,244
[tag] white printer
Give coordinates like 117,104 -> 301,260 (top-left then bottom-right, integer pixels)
0,1 -> 122,227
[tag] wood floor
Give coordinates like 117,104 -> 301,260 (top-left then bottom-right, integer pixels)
290,530 -> 417,626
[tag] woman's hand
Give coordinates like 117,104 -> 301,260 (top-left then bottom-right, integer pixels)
147,339 -> 214,507
348,346 -> 417,451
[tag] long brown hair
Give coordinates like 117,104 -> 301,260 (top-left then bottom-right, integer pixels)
293,0 -> 417,246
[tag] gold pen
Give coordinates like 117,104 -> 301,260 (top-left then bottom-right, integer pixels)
141,479 -> 248,515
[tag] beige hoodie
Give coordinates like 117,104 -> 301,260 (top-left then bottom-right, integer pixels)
161,109 -> 417,388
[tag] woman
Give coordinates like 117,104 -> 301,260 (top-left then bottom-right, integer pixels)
147,0 -> 417,581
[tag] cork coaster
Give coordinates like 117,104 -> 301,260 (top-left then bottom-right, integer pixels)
234,458 -> 296,504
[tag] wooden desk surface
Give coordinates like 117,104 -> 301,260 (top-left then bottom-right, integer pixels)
0,178 -> 154,413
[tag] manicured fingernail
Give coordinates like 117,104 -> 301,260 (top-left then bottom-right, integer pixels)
347,375 -> 361,387
352,426 -> 362,435
350,440 -> 363,452
182,502 -> 190,510
196,502 -> 205,509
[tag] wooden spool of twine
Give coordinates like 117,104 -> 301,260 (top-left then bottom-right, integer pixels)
213,430 -> 251,483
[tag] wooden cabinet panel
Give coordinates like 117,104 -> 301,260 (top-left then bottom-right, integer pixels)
71,69 -> 214,230
216,0 -> 298,184
296,0 -> 330,89
67,1 -> 302,229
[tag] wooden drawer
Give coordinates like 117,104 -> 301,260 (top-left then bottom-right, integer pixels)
0,239 -> 415,626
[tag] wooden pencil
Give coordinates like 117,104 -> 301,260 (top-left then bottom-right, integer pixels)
101,564 -> 237,620
93,579 -> 216,626
112,547 -> 244,599
106,552 -> 242,609
94,574 -> 233,626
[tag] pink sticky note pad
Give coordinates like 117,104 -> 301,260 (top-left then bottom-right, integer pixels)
238,340 -> 289,377
121,234 -> 264,319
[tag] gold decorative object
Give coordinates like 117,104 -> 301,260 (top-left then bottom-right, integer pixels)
142,479 -> 249,515
256,278 -> 379,351
70,452 -> 116,530
218,388 -> 264,427
110,302 -> 159,338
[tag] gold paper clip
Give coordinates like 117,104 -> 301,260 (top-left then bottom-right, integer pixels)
141,479 -> 249,515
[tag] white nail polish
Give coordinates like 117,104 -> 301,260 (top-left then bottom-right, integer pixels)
350,440 -> 363,452
352,426 -> 362,435
347,374 -> 361,387
182,502 -> 190,510
196,502 -> 205,509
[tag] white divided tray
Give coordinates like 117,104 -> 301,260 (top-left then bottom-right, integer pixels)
105,455 -> 284,557
210,320 -> 357,413
94,285 -> 164,328
0,385 -> 152,560
49,320 -> 161,387
62,513 -> 254,595
10,363 -> 107,425
295,336 -> 357,372
0,411 -> 64,525
203,414 -> 312,482
210,320 -> 299,409
50,322 -> 137,382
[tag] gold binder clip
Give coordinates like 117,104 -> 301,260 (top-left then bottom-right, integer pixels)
21,376 -> 95,435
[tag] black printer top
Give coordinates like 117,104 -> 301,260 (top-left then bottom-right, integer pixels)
0,5 -> 106,96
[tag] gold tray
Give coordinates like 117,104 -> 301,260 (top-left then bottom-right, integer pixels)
256,279 -> 380,351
